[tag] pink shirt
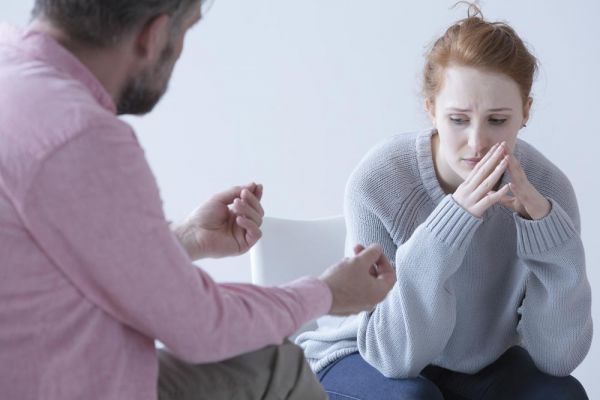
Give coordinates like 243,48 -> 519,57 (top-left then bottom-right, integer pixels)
0,25 -> 331,400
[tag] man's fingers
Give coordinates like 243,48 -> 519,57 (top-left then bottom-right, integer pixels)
211,186 -> 244,205
232,198 -> 263,226
211,182 -> 263,206
373,252 -> 395,276
355,244 -> 384,266
353,244 -> 365,255
243,182 -> 263,201
236,216 -> 262,244
253,183 -> 263,201
372,253 -> 396,289
356,244 -> 396,284
241,188 -> 265,217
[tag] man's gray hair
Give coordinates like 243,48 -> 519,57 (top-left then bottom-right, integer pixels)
32,0 -> 203,48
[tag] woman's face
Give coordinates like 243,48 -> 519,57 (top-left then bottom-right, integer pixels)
426,65 -> 532,191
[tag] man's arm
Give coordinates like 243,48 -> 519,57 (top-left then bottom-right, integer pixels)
21,121 -> 394,363
20,123 -> 330,363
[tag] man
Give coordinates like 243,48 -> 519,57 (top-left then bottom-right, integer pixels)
0,1 -> 396,399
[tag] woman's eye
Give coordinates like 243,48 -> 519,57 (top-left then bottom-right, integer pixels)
450,117 -> 468,125
489,118 -> 507,125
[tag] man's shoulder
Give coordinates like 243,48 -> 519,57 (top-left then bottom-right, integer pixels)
0,57 -> 130,154
0,57 -> 134,198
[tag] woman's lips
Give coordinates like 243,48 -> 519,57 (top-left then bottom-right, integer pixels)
462,158 -> 482,167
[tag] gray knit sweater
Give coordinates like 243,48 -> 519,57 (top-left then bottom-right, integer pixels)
296,130 -> 592,378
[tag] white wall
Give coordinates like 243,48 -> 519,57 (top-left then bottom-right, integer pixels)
4,0 -> 599,396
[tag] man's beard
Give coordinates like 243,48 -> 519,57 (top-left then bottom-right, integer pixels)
116,42 -> 177,115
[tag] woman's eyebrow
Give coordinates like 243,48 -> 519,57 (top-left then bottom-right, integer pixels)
445,107 -> 514,112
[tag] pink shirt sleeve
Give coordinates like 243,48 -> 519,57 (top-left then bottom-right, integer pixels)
19,119 -> 332,364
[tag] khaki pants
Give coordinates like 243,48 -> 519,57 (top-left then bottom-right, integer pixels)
157,340 -> 327,400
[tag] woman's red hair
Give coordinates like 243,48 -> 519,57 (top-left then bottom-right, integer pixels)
423,3 -> 538,106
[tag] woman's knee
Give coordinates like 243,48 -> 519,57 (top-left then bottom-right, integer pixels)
493,347 -> 588,399
509,373 -> 588,400
540,376 -> 588,400
408,379 -> 445,400
320,353 -> 443,400
325,379 -> 443,400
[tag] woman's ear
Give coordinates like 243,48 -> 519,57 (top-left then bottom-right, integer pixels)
522,96 -> 533,127
425,98 -> 436,127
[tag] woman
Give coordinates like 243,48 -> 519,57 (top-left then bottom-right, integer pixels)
296,5 -> 592,400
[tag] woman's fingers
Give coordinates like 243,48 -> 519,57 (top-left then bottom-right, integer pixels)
472,183 -> 511,215
503,155 -> 551,220
465,142 -> 506,191
472,155 -> 508,199
468,142 -> 500,178
505,157 -> 531,207
497,193 -> 516,208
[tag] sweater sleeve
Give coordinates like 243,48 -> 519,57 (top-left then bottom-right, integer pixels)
515,192 -> 592,376
18,123 -> 332,364
347,180 -> 482,377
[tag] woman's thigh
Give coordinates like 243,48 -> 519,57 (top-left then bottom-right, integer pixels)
318,353 -> 444,400
422,346 -> 588,400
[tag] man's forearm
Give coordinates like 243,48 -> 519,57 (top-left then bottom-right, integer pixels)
171,221 -> 202,261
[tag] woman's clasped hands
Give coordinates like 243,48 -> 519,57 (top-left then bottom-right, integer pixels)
452,142 -> 551,220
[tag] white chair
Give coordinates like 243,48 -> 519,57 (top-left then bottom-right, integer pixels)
250,216 -> 346,338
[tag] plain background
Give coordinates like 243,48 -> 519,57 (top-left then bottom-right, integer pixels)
3,0 -> 599,397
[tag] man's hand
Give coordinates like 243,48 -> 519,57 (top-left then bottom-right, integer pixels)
319,244 -> 396,316
173,183 -> 264,260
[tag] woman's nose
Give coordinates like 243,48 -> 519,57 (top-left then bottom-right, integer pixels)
467,127 -> 490,156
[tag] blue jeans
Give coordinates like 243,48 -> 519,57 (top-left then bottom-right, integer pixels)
317,347 -> 588,400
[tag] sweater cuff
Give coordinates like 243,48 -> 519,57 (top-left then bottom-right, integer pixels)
280,277 -> 333,324
515,198 -> 578,256
424,194 -> 482,251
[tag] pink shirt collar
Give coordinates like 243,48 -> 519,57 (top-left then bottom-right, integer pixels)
0,24 -> 116,114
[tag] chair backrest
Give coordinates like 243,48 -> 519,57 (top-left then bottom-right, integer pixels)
250,216 -> 346,337
250,216 -> 346,285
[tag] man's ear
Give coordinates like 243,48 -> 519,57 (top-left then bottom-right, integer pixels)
134,14 -> 171,63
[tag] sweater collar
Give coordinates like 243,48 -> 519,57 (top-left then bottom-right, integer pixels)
416,129 -> 446,204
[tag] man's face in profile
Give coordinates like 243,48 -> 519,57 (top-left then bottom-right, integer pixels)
116,2 -> 202,115
116,39 -> 178,115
